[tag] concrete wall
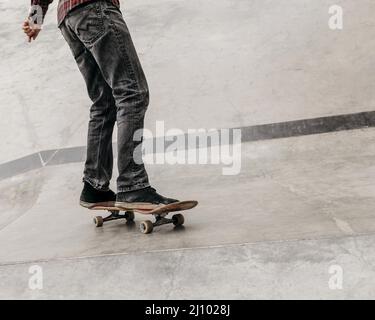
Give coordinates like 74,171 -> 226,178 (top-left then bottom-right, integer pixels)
1,0 -> 375,163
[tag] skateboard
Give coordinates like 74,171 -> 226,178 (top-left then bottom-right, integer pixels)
89,200 -> 198,234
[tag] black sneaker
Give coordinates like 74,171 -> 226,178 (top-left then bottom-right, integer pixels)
115,187 -> 179,210
79,182 -> 116,209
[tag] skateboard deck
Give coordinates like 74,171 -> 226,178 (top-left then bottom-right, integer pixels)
88,200 -> 198,234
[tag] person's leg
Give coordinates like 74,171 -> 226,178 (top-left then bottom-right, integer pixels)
64,1 -> 178,205
63,1 -> 149,193
59,15 -> 116,207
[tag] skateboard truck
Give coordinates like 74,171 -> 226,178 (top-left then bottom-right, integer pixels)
94,210 -> 185,234
93,211 -> 135,228
139,213 -> 185,234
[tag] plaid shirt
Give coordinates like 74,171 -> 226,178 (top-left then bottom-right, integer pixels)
30,0 -> 120,26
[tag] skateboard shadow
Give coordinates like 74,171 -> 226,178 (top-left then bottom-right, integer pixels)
124,220 -> 136,230
172,225 -> 186,233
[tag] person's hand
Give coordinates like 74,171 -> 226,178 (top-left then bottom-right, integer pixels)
22,19 -> 41,43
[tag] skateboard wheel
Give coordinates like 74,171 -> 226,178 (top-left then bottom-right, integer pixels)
125,211 -> 135,222
140,220 -> 153,234
172,214 -> 185,226
94,216 -> 104,227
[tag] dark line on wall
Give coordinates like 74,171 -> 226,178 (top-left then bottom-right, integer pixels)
239,110 -> 375,142
1,110 -> 374,181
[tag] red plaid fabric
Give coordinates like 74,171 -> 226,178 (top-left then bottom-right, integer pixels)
30,0 -> 120,25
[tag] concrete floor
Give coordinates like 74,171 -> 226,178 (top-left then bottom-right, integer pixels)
1,128 -> 375,299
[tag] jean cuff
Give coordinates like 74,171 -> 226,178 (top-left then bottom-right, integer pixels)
117,183 -> 150,193
82,177 -> 110,192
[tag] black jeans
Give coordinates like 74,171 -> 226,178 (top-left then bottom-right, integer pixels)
59,0 -> 150,192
